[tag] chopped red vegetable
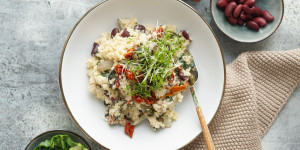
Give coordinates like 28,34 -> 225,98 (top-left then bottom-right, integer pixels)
153,27 -> 164,38
168,71 -> 175,83
115,76 -> 120,88
125,120 -> 135,138
163,82 -> 189,98
114,64 -> 143,83
124,47 -> 135,59
114,64 -> 123,74
133,93 -> 157,105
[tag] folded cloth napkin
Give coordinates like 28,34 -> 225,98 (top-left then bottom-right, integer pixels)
183,49 -> 300,150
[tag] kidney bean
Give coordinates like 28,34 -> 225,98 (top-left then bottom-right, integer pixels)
225,2 -> 237,17
246,14 -> 254,20
181,30 -> 190,40
233,4 -> 243,18
91,42 -> 99,55
251,6 -> 262,16
244,0 -> 256,7
111,28 -> 119,38
227,15 -> 237,25
262,10 -> 274,22
237,18 -> 244,25
242,5 -> 252,14
238,0 -> 245,4
246,21 -> 259,31
121,28 -> 130,38
134,24 -> 146,33
253,17 -> 267,27
216,0 -> 228,9
240,13 -> 247,20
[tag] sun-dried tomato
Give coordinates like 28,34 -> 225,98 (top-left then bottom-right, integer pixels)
168,73 -> 175,83
114,64 -> 124,74
152,27 -> 164,38
115,76 -> 120,88
125,70 -> 135,81
157,27 -> 164,34
133,94 -> 157,105
163,82 -> 189,98
114,64 -> 143,83
124,47 -> 135,59
125,120 -> 135,138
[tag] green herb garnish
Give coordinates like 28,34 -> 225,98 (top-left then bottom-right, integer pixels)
126,28 -> 186,98
33,134 -> 88,150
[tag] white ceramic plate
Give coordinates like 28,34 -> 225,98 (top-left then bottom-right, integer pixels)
59,0 -> 225,149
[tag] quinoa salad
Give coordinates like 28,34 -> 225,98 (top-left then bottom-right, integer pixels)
87,17 -> 196,138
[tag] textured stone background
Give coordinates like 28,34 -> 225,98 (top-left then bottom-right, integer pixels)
0,0 -> 299,149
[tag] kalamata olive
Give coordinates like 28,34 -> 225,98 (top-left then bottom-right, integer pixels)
91,42 -> 99,55
225,2 -> 237,17
216,0 -> 228,9
262,10 -> 274,22
181,30 -> 190,40
134,24 -> 146,33
242,5 -> 252,14
246,21 -> 259,31
227,15 -> 237,25
251,6 -> 262,17
233,4 -> 243,18
244,0 -> 256,7
104,90 -> 109,97
237,18 -> 244,25
121,28 -> 130,38
111,28 -> 119,38
253,17 -> 267,27
240,13 -> 247,20
178,72 -> 188,81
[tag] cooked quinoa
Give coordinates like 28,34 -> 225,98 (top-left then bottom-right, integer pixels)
87,17 -> 196,137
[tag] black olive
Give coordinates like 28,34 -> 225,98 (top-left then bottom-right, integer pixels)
111,28 -> 119,38
121,28 -> 130,38
178,72 -> 188,81
134,24 -> 146,33
181,30 -> 190,40
91,42 -> 99,55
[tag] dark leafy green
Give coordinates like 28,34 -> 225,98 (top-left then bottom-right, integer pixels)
34,134 -> 88,150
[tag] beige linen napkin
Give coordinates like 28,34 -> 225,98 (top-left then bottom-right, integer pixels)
183,49 -> 300,150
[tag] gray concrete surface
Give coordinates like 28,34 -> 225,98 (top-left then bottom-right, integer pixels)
0,0 -> 299,149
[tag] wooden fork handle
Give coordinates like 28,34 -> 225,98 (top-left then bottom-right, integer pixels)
196,106 -> 215,150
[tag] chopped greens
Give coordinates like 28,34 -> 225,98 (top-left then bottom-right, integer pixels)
126,29 -> 185,98
33,134 -> 88,150
101,70 -> 110,77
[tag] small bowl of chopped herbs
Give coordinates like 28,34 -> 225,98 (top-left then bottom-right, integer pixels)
25,130 -> 91,150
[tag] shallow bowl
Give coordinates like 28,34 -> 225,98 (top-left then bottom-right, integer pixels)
25,130 -> 91,150
59,0 -> 226,149
211,0 -> 284,43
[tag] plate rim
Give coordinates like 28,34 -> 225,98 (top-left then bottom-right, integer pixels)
58,0 -> 226,149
